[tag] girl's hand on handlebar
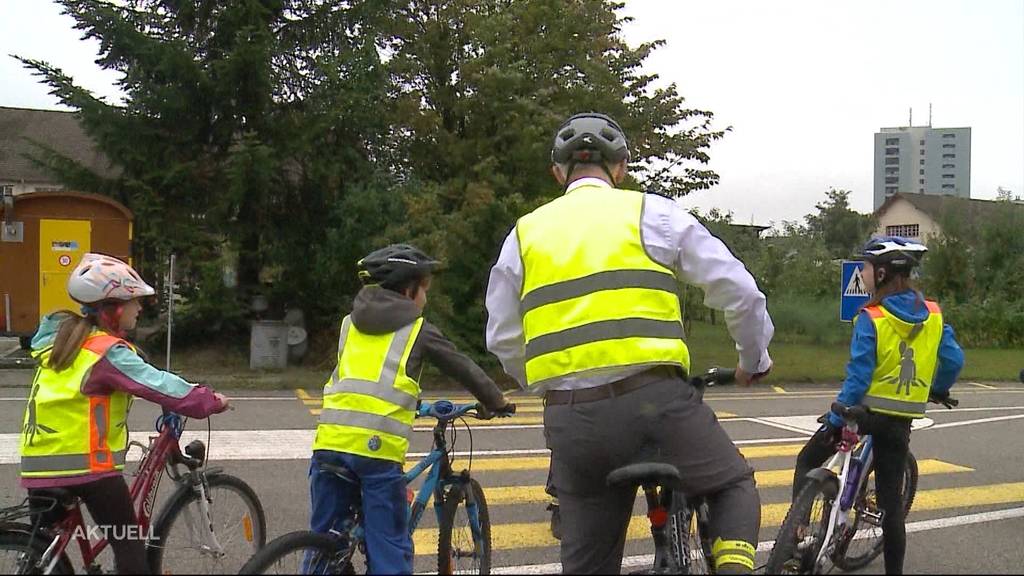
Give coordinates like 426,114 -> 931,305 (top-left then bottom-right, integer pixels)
736,363 -> 772,387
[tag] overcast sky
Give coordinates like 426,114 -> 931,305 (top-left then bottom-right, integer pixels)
2,0 -> 1022,224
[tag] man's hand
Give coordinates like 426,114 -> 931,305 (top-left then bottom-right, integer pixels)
479,401 -> 516,420
735,364 -> 772,387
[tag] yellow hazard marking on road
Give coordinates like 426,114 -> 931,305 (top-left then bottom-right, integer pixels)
773,386 -> 788,394
412,480 -> 1024,552
407,444 -> 809,473
446,460 -> 972,506
295,388 -> 322,416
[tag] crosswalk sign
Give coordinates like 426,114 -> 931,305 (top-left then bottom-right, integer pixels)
841,260 -> 871,321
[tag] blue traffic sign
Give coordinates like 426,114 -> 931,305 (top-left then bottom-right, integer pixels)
840,260 -> 870,322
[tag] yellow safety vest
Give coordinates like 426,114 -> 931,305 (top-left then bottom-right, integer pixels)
313,315 -> 424,464
20,333 -> 132,478
862,300 -> 943,419
516,184 -> 690,388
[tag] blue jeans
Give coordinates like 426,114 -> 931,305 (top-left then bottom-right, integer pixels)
309,450 -> 413,575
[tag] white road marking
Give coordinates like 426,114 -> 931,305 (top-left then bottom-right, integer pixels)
490,507 -> 1024,574
928,413 -> 1024,430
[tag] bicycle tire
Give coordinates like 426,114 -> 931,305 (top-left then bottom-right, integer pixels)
0,528 -> 73,575
668,497 -> 713,574
238,531 -> 354,575
437,478 -> 492,575
766,476 -> 839,575
147,473 -> 267,574
834,451 -> 919,571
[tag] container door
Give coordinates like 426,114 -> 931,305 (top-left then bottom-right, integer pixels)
39,220 -> 91,316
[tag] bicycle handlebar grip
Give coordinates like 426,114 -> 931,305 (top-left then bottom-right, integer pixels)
708,367 -> 736,385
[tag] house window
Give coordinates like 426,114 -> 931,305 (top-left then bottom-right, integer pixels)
886,167 -> 899,175
919,139 -> 925,145
943,153 -> 955,159
886,157 -> 900,165
919,169 -> 925,175
919,188 -> 924,192
885,147 -> 899,155
920,149 -> 925,155
942,164 -> 955,169
920,159 -> 925,165
886,186 -> 898,194
943,174 -> 955,179
942,184 -> 955,190
886,224 -> 921,238
943,143 -> 955,149
919,179 -> 925,184
886,177 -> 899,184
886,138 -> 899,145
942,133 -> 955,139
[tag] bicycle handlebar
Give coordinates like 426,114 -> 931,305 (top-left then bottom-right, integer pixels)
415,400 -> 517,421
691,367 -> 736,389
830,394 -> 959,424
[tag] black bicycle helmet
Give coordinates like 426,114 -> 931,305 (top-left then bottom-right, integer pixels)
551,112 -> 630,166
357,244 -> 441,289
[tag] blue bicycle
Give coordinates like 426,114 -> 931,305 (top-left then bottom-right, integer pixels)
239,400 -> 512,575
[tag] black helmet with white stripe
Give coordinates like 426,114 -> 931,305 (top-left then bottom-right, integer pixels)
859,236 -> 928,272
357,244 -> 441,290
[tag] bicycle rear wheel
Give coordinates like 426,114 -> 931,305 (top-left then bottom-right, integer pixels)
147,473 -> 267,574
238,531 -> 355,575
0,529 -> 73,575
668,497 -> 712,574
834,451 -> 919,571
766,476 -> 839,575
437,478 -> 492,575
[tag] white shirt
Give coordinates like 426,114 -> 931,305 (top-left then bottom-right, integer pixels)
485,177 -> 774,393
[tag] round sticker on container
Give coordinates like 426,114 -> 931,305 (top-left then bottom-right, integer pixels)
58,255 -> 72,267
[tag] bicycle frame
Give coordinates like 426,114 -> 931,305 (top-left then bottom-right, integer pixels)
30,412 -> 222,572
813,425 -> 875,569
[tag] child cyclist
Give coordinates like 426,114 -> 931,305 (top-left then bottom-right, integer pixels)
19,253 -> 229,574
790,237 -> 964,575
309,244 -> 515,574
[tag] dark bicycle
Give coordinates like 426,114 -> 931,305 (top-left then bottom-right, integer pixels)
606,367 -> 735,575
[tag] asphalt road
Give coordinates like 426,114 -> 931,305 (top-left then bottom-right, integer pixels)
1,377 -> 1023,574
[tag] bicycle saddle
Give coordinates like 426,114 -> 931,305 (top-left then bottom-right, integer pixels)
606,463 -> 682,489
320,462 -> 359,485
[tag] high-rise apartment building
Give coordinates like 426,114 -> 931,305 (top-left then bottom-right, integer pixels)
873,125 -> 971,210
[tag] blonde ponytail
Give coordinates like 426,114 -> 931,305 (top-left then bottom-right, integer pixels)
48,311 -> 96,371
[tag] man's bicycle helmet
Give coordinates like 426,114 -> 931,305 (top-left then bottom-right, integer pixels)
551,113 -> 629,185
357,244 -> 441,290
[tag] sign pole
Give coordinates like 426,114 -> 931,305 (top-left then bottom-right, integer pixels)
166,253 -> 175,371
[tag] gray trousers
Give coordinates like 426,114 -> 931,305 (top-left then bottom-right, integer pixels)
544,375 -> 760,574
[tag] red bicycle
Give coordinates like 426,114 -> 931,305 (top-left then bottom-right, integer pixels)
0,411 -> 266,574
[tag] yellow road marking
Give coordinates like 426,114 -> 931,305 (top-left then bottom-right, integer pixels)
407,444 -> 808,472
969,382 -> 997,389
295,388 -> 321,407
445,460 -> 972,506
412,480 -> 1024,552
773,386 -> 788,394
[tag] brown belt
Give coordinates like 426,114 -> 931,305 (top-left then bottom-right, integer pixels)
543,366 -> 684,406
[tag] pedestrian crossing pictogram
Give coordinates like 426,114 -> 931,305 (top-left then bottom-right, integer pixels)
844,266 -> 868,296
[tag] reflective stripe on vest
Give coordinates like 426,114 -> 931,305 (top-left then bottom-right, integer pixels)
20,332 -> 132,478
862,300 -> 943,419
313,315 -> 424,464
516,185 -> 690,388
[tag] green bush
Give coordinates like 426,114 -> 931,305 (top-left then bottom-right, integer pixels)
768,296 -> 851,346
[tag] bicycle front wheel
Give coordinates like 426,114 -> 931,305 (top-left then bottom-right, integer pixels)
834,451 -> 919,571
766,475 -> 839,575
438,478 -> 492,575
0,529 -> 73,575
147,473 -> 267,574
239,531 -> 356,575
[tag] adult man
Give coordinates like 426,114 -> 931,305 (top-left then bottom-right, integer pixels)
485,112 -> 774,574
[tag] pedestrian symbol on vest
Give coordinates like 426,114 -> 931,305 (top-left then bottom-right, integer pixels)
368,435 -> 382,452
844,268 -> 868,296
